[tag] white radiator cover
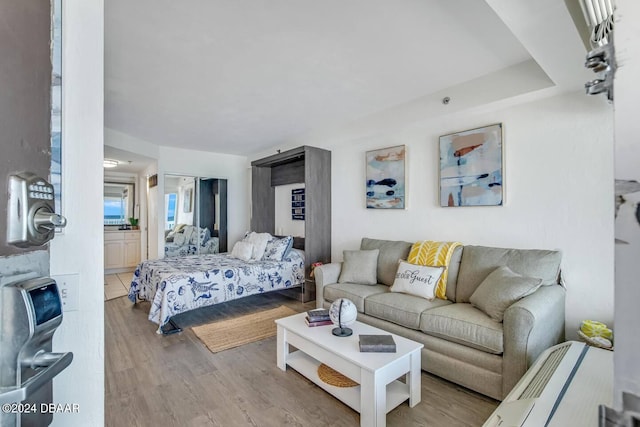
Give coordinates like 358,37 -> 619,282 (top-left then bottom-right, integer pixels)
484,341 -> 613,427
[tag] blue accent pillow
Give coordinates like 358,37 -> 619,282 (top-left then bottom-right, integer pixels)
262,236 -> 293,261
199,227 -> 211,245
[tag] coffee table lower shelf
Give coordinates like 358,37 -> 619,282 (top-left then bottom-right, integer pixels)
286,350 -> 411,413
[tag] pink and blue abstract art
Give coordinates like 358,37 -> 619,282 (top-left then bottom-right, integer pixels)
439,123 -> 503,207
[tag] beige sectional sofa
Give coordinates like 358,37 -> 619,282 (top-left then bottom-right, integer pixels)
314,238 -> 566,400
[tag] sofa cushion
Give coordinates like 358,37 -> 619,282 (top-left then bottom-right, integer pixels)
420,303 -> 504,354
365,292 -> 451,330
390,261 -> 445,300
456,245 -> 562,303
323,283 -> 388,312
338,249 -> 379,285
360,238 -> 413,286
470,266 -> 543,322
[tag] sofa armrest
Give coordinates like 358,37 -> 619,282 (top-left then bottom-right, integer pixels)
314,262 -> 342,309
502,284 -> 566,398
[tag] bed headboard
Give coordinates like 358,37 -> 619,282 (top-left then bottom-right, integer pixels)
292,236 -> 305,250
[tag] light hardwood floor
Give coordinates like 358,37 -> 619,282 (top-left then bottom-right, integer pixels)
105,292 -> 498,426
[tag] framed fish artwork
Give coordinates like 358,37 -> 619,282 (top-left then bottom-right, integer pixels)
366,145 -> 406,209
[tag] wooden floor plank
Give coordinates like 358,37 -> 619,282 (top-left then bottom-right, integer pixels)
105,292 -> 497,426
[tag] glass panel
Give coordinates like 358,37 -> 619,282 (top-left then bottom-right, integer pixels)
164,174 -> 227,256
29,284 -> 62,325
165,193 -> 177,231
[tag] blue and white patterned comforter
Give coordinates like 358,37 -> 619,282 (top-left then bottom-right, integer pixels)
128,249 -> 305,328
164,237 -> 219,257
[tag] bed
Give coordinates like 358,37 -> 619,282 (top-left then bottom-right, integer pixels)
164,236 -> 219,257
164,225 -> 219,257
128,247 -> 305,332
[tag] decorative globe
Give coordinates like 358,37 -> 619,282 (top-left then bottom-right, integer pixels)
329,298 -> 357,337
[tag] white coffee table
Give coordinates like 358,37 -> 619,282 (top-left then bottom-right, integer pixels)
276,312 -> 423,427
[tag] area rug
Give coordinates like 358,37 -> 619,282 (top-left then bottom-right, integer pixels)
192,305 -> 298,353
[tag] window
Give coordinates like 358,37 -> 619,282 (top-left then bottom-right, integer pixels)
165,193 -> 177,230
104,195 -> 126,225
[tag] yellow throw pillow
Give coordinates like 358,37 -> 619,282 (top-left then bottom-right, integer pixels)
408,240 -> 463,300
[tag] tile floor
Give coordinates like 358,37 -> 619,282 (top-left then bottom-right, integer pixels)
104,270 -> 134,301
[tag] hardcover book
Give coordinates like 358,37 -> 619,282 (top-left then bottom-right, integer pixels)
359,334 -> 396,353
305,316 -> 333,327
306,308 -> 330,322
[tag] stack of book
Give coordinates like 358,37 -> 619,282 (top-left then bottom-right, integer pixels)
305,308 -> 332,327
359,334 -> 396,352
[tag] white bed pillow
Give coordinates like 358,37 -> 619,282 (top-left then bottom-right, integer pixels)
243,232 -> 272,260
173,232 -> 186,246
188,226 -> 199,245
230,241 -> 254,262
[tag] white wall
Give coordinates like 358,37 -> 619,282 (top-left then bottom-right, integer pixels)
138,171 -> 150,261
325,90 -> 613,338
143,164 -> 164,259
153,146 -> 249,258
104,130 -> 160,261
49,0 -> 104,425
275,183 -> 306,237
614,0 -> 640,408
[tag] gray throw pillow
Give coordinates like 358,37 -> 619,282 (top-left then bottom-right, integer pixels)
469,266 -> 543,322
338,249 -> 380,285
456,245 -> 561,303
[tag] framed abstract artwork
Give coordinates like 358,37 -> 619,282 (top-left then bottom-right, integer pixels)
366,145 -> 406,209
439,123 -> 503,207
183,188 -> 193,213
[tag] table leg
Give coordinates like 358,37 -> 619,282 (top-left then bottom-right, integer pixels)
276,325 -> 288,371
360,369 -> 386,427
408,350 -> 421,407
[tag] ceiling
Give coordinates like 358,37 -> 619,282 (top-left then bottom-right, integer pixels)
104,145 -> 154,174
104,1 -> 587,158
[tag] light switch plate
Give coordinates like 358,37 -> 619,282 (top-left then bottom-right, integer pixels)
51,273 -> 79,312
